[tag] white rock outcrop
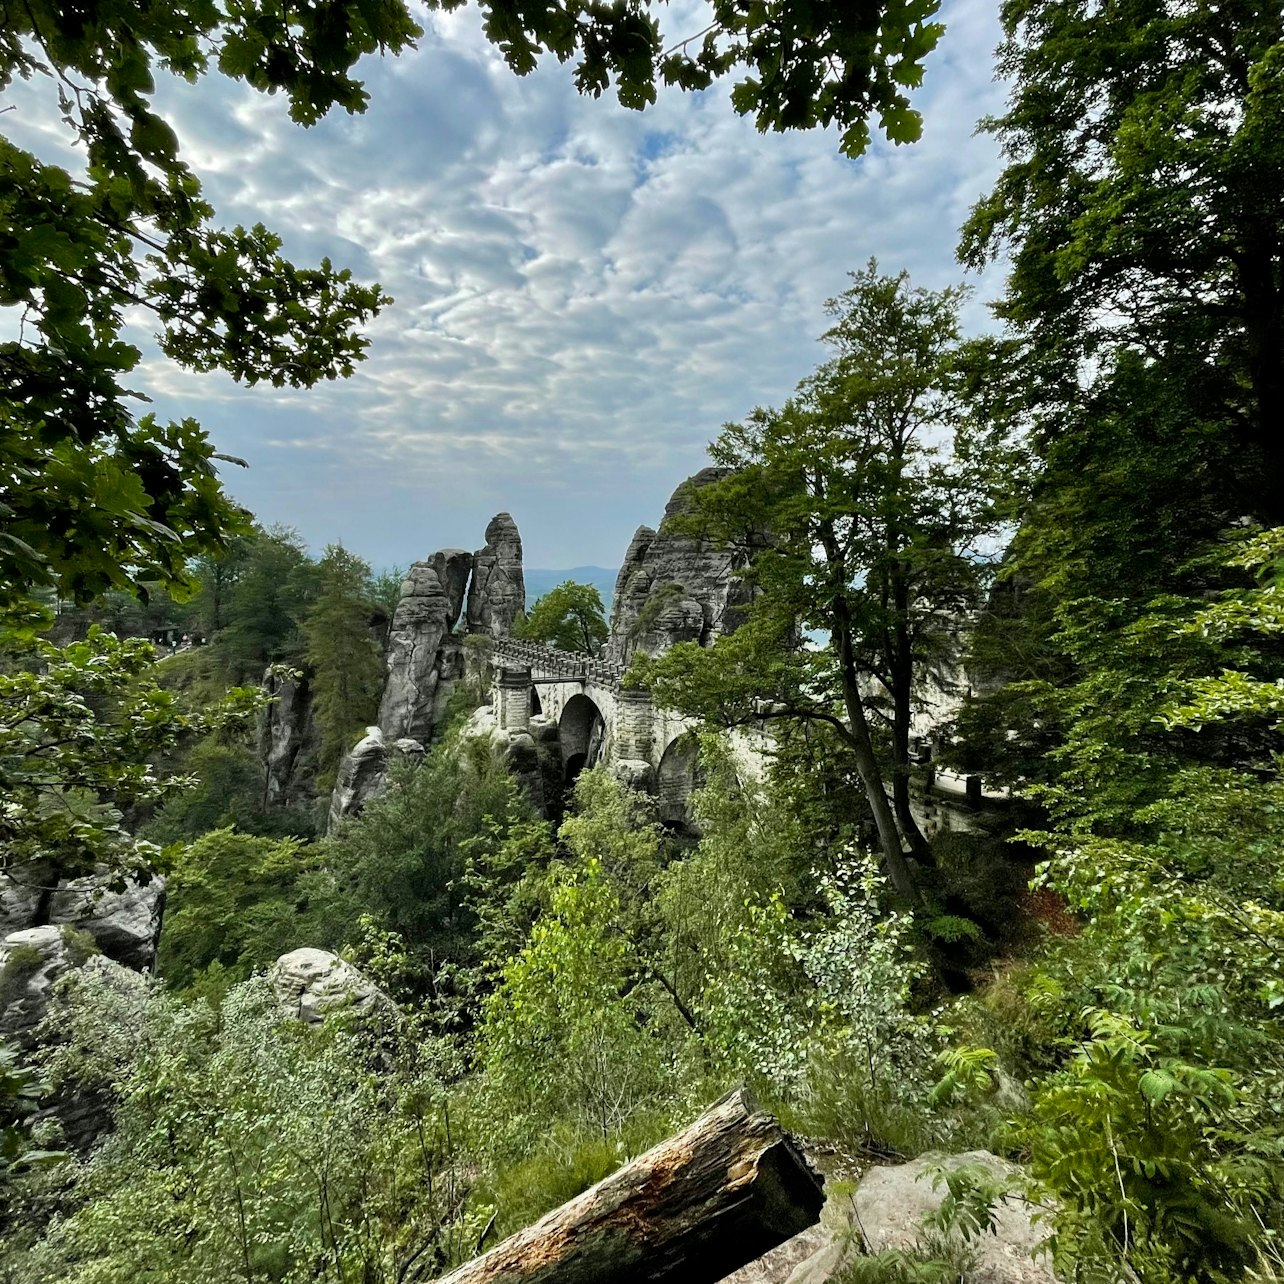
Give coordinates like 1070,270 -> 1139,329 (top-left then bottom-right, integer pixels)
47,874 -> 166,971
270,947 -> 386,1025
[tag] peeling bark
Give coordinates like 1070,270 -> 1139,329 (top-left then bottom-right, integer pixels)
435,1088 -> 823,1284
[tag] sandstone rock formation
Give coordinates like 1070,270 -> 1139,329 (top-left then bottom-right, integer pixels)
722,1151 -> 1055,1284
607,468 -> 759,665
47,874 -> 166,971
0,925 -> 80,1044
270,947 -> 386,1025
259,667 -> 318,808
0,861 -> 52,937
0,936 -> 147,1151
328,727 -> 425,829
431,548 -> 474,630
466,512 -> 526,638
0,869 -> 165,972
326,518 -> 526,826
379,562 -> 454,743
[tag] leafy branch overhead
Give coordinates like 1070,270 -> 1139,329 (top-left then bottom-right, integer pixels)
1,0 -> 417,606
453,0 -> 945,154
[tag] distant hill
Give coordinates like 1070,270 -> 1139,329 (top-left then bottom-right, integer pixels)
524,567 -> 618,617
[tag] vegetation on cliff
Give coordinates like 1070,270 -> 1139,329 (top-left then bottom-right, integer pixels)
3,0 -> 1284,1280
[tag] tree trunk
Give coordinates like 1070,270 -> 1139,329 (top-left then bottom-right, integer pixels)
433,1087 -> 823,1284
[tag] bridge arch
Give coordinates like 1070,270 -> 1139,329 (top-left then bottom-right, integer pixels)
656,731 -> 705,833
559,692 -> 606,786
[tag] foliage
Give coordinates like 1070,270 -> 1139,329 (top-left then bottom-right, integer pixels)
514,580 -> 608,655
0,1041 -> 64,1188
479,855 -> 690,1155
960,0 -> 1284,525
143,737 -> 317,844
0,622 -> 262,884
303,543 -> 384,777
206,526 -> 319,683
314,727 -> 541,1003
19,971 -> 470,1284
156,828 -> 320,996
642,262 -> 1022,897
412,0 -> 944,158
1,2 -> 411,609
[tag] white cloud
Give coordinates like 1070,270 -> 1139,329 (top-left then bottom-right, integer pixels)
4,0 -> 1010,570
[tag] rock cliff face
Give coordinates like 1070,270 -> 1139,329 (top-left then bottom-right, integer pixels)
47,875 -> 166,971
259,668 -> 318,808
379,562 -> 453,744
328,514 -> 527,826
467,513 -> 526,638
0,870 -> 166,971
431,548 -> 474,630
328,727 -> 425,829
607,468 -> 758,665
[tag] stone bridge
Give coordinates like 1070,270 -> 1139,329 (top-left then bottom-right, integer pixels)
488,638 -> 725,825
488,637 -> 1005,837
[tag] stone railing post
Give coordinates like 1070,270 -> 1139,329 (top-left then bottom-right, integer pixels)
496,666 -> 533,732
614,687 -> 653,762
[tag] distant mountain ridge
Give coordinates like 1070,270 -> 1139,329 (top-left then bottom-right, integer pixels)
524,567 -> 618,616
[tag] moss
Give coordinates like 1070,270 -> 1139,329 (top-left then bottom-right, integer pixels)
0,944 -> 46,1008
58,925 -> 100,967
628,582 -> 686,642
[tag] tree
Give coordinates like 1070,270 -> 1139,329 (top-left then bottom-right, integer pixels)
515,581 -> 609,655
1,1 -> 417,609
303,544 -> 385,775
641,264 -> 1019,898
959,0 -> 1284,524
0,625 -> 262,887
208,526 -> 317,682
2,0 -> 964,617
440,0 -> 946,157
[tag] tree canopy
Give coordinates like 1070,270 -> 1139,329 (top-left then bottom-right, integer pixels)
515,581 -> 609,655
0,0 -> 417,608
960,0 -> 1284,523
640,263 -> 1021,898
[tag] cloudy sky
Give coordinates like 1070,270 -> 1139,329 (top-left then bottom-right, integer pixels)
12,1 -> 1011,573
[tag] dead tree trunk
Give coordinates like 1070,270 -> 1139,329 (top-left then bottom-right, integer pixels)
435,1087 -> 823,1284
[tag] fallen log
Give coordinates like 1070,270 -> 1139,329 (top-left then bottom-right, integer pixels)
435,1086 -> 824,1284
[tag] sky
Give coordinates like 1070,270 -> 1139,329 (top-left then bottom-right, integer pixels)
9,0 -> 1011,573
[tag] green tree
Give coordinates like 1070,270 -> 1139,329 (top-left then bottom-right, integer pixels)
314,728 -> 540,992
959,0 -> 1284,525
515,581 -> 609,655
642,264 -> 1020,898
210,526 -> 317,683
20,972 -> 468,1284
1,3 -> 414,610
157,829 -> 319,996
0,624 -> 261,887
303,544 -> 384,776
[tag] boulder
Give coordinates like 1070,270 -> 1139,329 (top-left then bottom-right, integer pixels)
722,1151 -> 1055,1284
431,548 -> 474,631
47,873 -> 166,971
0,925 -> 81,1044
380,563 -> 453,743
466,512 -> 526,638
328,727 -> 424,829
0,860 -> 53,936
607,469 -> 762,665
852,1151 -> 1054,1284
270,948 -> 386,1025
258,666 -> 318,807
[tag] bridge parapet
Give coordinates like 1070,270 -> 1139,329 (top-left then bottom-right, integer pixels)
492,639 -> 629,692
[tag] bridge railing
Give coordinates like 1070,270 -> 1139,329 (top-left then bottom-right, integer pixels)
491,638 -> 629,693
